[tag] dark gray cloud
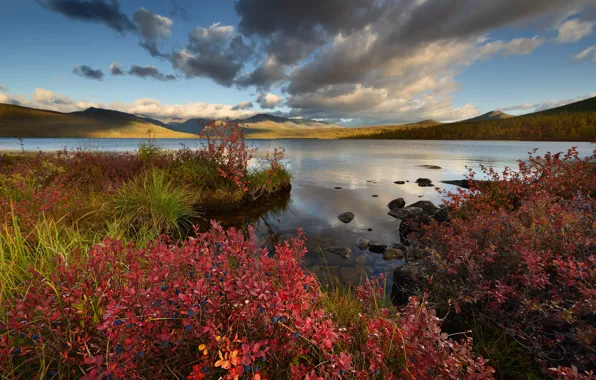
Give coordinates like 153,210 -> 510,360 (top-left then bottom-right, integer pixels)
232,101 -> 253,111
139,40 -> 171,59
72,65 -> 104,80
128,64 -> 176,81
232,0 -> 589,95
133,8 -> 173,40
236,56 -> 286,89
35,0 -> 136,34
109,62 -> 124,75
169,24 -> 251,86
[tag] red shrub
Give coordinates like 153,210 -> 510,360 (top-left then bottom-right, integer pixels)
413,148 -> 596,377
0,223 -> 494,379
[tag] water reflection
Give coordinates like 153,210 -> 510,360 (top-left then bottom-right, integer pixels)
2,138 -> 592,288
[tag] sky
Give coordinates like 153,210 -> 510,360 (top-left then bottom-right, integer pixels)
0,0 -> 595,127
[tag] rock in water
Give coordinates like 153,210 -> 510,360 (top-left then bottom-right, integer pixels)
415,178 -> 434,187
334,187 -> 342,189
407,200 -> 439,215
388,198 -> 406,210
388,207 -> 424,221
419,165 -> 442,169
356,238 -> 370,250
383,248 -> 405,261
338,212 -> 355,223
368,241 -> 387,253
394,181 -> 406,185
324,247 -> 351,259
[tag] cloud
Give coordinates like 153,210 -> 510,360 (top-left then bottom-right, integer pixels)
236,56 -> 287,89
0,88 -> 256,120
133,8 -> 173,41
109,62 -> 124,76
128,65 -> 176,81
35,0 -> 136,34
256,93 -> 283,109
572,45 -> 596,61
72,65 -> 104,80
501,93 -> 596,114
556,18 -> 594,43
0,85 -> 7,92
167,23 -> 252,86
232,101 -> 253,110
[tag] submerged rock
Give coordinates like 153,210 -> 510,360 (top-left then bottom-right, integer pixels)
394,181 -> 406,185
338,212 -> 355,223
383,248 -> 405,261
334,187 -> 342,190
372,194 -> 379,197
419,165 -> 442,169
356,238 -> 370,250
368,241 -> 387,254
324,247 -> 351,259
388,198 -> 406,210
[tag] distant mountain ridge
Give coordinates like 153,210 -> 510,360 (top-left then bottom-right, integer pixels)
462,110 -> 513,122
0,104 -> 195,138
166,113 -> 341,134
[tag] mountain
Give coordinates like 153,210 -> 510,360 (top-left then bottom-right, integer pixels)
165,113 -> 343,137
71,107 -> 170,128
532,95 -> 596,116
462,110 -> 513,122
167,118 -> 211,134
409,119 -> 441,125
0,104 -> 196,138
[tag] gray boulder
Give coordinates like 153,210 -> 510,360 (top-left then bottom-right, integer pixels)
338,212 -> 355,223
388,207 -> 424,221
324,247 -> 351,259
407,200 -> 439,216
432,206 -> 450,223
387,198 -> 406,210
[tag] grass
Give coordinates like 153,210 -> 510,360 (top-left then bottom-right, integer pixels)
111,168 -> 198,238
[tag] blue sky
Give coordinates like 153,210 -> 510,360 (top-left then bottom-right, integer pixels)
1,0 -> 595,126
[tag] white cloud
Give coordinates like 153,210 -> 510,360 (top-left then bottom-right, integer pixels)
556,18 -> 594,43
0,84 -> 7,92
256,92 -> 283,109
572,45 -> 596,61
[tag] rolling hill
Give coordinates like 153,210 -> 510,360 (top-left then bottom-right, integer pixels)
0,104 -> 196,138
462,110 -> 513,122
344,95 -> 596,141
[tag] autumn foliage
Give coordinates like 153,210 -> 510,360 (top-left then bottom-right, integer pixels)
0,223 -> 495,379
409,148 -> 596,378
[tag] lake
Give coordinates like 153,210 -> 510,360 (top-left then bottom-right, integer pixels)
1,138 -> 594,287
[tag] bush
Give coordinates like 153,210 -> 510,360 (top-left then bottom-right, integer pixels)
408,148 -> 596,377
0,224 -> 494,379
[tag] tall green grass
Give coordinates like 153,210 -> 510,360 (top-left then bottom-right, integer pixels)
0,211 -> 93,312
111,168 -> 198,239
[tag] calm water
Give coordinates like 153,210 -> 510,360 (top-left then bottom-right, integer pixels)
1,138 -> 594,285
